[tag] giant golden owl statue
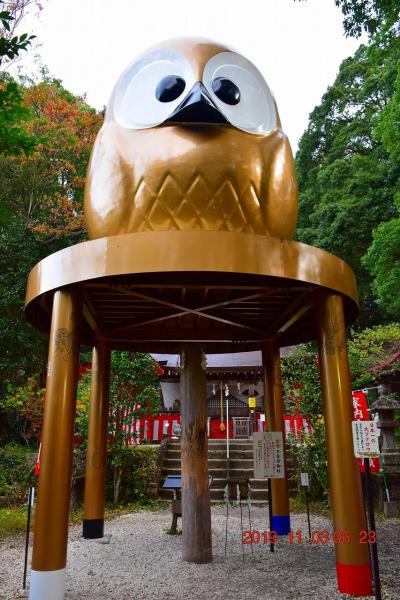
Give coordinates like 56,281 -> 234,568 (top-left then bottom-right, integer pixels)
84,38 -> 298,239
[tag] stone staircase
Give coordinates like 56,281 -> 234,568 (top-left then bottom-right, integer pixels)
159,438 -> 270,502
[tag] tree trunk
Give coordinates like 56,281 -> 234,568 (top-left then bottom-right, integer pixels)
113,464 -> 123,504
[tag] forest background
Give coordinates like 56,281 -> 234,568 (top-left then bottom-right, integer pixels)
0,0 -> 399,518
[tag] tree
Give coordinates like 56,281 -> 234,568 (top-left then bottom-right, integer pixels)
363,216 -> 400,316
0,73 -> 35,157
108,352 -> 160,503
0,0 -> 37,66
0,76 -> 102,399
0,1 -> 39,157
0,217 -> 48,390
333,0 -> 400,38
348,322 -> 400,387
0,74 -> 102,236
281,345 -> 328,500
362,64 -> 400,316
0,373 -> 45,445
295,0 -> 400,38
281,343 -> 321,417
295,33 -> 400,325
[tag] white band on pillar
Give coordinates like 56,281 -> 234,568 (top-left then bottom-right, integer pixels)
29,568 -> 66,600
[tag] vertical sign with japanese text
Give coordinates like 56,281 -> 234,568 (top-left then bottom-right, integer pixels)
352,421 -> 380,458
352,391 -> 380,472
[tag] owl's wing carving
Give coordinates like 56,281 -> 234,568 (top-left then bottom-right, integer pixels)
84,123 -> 135,239
261,133 -> 298,240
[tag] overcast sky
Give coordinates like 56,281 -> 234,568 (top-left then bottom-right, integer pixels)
18,0 -> 364,151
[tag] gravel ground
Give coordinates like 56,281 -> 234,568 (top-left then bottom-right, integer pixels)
1,506 -> 399,599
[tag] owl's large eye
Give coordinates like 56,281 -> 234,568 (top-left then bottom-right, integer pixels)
113,49 -> 195,129
211,77 -> 240,105
156,75 -> 186,102
203,52 -> 276,135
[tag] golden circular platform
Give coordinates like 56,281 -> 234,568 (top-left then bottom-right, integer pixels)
25,231 -> 358,352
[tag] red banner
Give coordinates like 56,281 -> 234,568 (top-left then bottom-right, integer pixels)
127,414 -> 311,443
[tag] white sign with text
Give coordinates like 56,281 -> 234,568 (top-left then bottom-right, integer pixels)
253,432 -> 285,479
300,472 -> 309,486
352,421 -> 380,458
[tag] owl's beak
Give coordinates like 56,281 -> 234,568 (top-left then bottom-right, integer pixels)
165,81 -> 227,125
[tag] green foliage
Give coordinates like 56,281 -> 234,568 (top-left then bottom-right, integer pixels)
1,374 -> 44,444
0,443 -> 35,505
109,352 -> 160,503
0,1 -> 37,157
295,0 -> 400,38
0,74 -> 35,157
289,419 -> 329,501
0,219 -> 46,391
75,371 -> 91,447
348,322 -> 400,386
109,351 -> 160,445
363,217 -> 400,315
362,65 -> 400,315
0,2 -> 35,64
0,217 -> 67,396
0,499 -> 168,538
0,76 -> 102,401
105,445 -> 161,505
0,73 -> 102,235
281,343 -> 321,417
333,0 -> 400,38
75,352 -> 161,448
375,63 -> 400,164
296,32 -> 400,325
280,331 -> 400,500
281,345 -> 328,501
0,505 -> 34,538
75,351 -> 161,504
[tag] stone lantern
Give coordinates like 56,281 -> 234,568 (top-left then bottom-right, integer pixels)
371,384 -> 400,517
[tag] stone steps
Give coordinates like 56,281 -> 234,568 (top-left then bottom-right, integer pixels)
159,486 -> 270,502
159,439 -> 298,504
167,449 -> 255,459
164,458 -> 254,469
163,465 -> 256,478
160,439 -> 270,502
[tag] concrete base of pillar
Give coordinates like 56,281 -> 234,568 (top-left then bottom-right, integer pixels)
29,568 -> 66,600
384,500 -> 400,518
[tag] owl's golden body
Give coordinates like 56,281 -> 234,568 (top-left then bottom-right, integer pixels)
84,39 -> 298,240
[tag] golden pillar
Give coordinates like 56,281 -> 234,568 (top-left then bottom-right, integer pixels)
180,346 -> 212,563
262,339 -> 291,535
315,292 -> 372,596
29,288 -> 82,600
83,342 -> 111,538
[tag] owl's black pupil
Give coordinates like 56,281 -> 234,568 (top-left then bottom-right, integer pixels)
212,77 -> 240,105
156,75 -> 185,102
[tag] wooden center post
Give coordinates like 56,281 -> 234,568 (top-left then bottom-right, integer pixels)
180,345 -> 212,563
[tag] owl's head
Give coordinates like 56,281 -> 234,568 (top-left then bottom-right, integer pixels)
107,37 -> 281,136
85,38 -> 297,241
